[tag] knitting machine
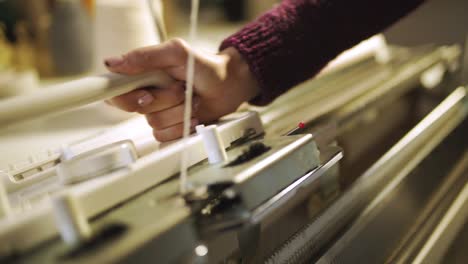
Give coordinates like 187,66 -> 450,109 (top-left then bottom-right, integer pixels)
0,37 -> 467,264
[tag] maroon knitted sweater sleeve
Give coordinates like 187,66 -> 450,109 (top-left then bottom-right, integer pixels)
220,0 -> 425,105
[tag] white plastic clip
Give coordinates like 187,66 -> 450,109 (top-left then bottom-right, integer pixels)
196,125 -> 227,164
52,192 -> 91,246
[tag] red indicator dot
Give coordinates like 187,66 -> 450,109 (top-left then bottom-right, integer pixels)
298,122 -> 305,129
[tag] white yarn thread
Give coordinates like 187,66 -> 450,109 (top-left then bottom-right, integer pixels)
180,0 -> 200,194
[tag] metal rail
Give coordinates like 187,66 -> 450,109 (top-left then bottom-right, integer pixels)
267,86 -> 467,263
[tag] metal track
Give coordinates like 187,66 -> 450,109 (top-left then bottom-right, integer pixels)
266,87 -> 467,264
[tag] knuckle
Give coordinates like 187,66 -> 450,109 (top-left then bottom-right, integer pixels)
153,125 -> 183,142
173,125 -> 184,137
170,38 -> 187,50
169,38 -> 189,60
173,88 -> 185,103
153,129 -> 172,142
152,130 -> 166,142
146,114 -> 163,129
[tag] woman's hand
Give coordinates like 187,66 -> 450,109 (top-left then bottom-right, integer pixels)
105,39 -> 259,142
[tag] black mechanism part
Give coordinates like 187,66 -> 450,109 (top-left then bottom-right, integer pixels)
197,202 -> 250,236
226,142 -> 271,167
187,182 -> 242,218
184,181 -> 249,235
229,128 -> 263,148
184,182 -> 233,203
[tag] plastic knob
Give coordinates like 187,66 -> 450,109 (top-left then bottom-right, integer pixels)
196,125 -> 227,164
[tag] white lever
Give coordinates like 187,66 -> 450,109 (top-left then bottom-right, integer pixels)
52,192 -> 91,246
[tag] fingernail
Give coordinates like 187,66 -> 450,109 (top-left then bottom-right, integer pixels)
104,56 -> 124,67
137,91 -> 154,107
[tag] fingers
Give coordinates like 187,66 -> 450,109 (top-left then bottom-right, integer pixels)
145,100 -> 199,129
109,88 -> 154,112
153,119 -> 198,142
109,82 -> 185,114
145,98 -> 200,142
104,39 -> 189,75
107,77 -> 202,142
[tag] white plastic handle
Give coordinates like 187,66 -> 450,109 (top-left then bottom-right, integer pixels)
0,71 -> 173,127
